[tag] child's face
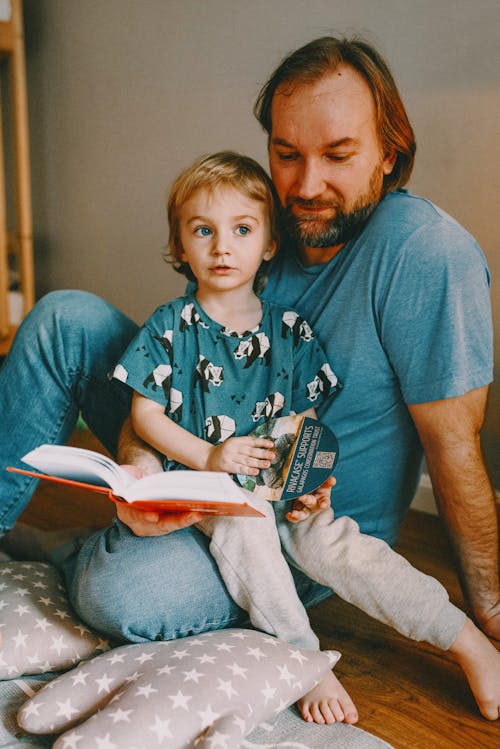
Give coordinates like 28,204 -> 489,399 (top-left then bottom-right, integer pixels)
178,185 -> 276,297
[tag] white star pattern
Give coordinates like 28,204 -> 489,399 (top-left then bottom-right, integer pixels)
171,648 -> 190,660
183,667 -> 204,683
13,604 -> 30,616
50,635 -> 70,655
53,608 -> 70,620
21,699 -> 45,717
276,664 -> 295,685
108,707 -> 133,723
289,648 -> 308,664
15,628 -> 334,748
197,653 -> 217,664
216,678 -> 238,698
34,617 -> 53,631
95,733 -> 117,749
156,663 -> 174,675
261,680 -> 277,703
0,561 -> 105,679
206,730 -> 230,748
246,646 -> 266,660
226,662 -> 248,678
135,651 -> 155,664
56,699 -> 79,720
59,731 -> 84,748
136,683 -> 158,698
13,629 -> 29,648
71,669 -> 90,686
168,689 -> 192,710
197,703 -> 220,728
107,652 -> 126,665
96,672 -> 115,694
149,715 -> 173,741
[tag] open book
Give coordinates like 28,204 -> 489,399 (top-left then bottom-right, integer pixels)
236,415 -> 339,501
7,447 -> 265,517
8,416 -> 339,515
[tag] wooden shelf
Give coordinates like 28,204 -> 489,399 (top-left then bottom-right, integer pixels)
0,0 -> 33,353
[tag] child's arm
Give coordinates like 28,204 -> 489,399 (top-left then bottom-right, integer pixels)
131,392 -> 275,476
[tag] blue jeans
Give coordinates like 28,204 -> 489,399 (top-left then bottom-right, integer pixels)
0,290 -> 332,642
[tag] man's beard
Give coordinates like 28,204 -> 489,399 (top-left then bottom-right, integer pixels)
282,169 -> 383,248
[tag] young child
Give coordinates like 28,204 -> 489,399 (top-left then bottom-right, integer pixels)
113,151 -> 500,724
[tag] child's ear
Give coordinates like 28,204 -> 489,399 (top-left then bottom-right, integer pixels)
263,240 -> 277,261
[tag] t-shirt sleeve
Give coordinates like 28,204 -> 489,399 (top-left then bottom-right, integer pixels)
379,221 -> 493,404
112,306 -> 175,409
284,312 -> 342,413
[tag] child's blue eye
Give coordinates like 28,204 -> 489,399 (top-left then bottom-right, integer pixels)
195,226 -> 212,236
236,225 -> 250,236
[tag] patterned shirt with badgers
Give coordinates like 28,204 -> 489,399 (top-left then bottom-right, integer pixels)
113,294 -> 341,472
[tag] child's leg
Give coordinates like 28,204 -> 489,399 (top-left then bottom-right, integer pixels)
278,507 -> 465,649
278,508 -> 500,720
196,497 -> 319,649
448,618 -> 500,720
197,501 -> 359,725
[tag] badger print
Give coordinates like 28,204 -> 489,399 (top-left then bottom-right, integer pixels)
281,311 -> 314,344
233,332 -> 271,368
251,392 -> 285,422
306,363 -> 338,402
195,356 -> 224,392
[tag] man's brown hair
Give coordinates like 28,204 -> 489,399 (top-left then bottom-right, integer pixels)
254,36 -> 416,195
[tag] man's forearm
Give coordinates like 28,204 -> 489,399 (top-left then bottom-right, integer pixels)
117,415 -> 163,475
409,388 -> 500,637
426,445 -> 499,618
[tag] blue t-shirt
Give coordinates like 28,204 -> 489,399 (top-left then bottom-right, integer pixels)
114,295 -> 340,472
261,190 -> 492,543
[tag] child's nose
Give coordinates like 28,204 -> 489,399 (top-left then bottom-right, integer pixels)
213,235 -> 231,255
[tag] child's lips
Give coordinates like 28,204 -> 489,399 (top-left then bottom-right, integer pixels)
210,265 -> 235,273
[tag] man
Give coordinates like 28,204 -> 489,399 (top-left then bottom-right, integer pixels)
0,37 -> 498,644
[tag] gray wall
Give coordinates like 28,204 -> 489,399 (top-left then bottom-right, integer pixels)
23,0 -> 500,485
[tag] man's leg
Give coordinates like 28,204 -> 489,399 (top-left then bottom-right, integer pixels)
59,518 -> 332,643
0,290 -> 138,534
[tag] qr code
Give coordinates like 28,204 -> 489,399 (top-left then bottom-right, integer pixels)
312,451 -> 336,469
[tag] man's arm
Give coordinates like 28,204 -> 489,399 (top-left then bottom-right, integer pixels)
115,416 -> 204,536
408,385 -> 500,640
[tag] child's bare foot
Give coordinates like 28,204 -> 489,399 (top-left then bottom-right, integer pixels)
449,617 -> 500,720
297,670 -> 358,724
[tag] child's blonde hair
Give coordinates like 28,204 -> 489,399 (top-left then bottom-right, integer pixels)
166,151 -> 280,290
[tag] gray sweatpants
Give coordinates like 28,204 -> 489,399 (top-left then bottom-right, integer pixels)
197,495 -> 466,651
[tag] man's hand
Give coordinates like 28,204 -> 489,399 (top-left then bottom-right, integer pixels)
116,503 -> 203,537
285,476 -> 336,523
205,437 -> 275,475
116,463 -> 203,536
476,601 -> 500,642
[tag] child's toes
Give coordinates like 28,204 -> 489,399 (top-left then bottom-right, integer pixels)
322,699 -> 345,724
478,699 -> 500,721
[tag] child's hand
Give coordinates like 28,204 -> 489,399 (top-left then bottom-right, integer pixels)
206,437 -> 275,475
285,476 -> 336,523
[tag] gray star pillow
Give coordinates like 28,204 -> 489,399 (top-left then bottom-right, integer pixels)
18,629 -> 340,748
0,561 -> 110,678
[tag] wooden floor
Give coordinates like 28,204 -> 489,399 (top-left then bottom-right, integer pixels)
19,429 -> 499,749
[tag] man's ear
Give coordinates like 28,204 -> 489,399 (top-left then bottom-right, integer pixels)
382,148 -> 397,176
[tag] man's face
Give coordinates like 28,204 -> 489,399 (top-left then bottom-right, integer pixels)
268,64 -> 396,261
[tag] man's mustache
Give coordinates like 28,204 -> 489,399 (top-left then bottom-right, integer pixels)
285,197 -> 338,210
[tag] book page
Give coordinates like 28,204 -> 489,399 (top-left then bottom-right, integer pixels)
125,471 -> 248,503
21,445 -> 134,495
